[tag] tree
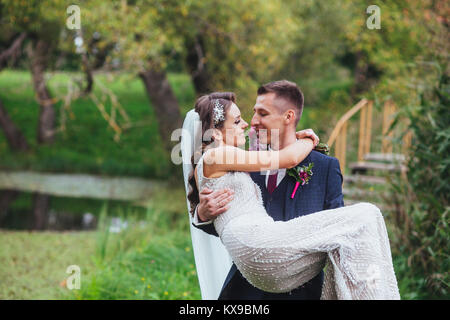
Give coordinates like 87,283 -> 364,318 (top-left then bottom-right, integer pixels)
158,0 -> 296,107
0,31 -> 29,151
386,0 -> 449,298
79,0 -> 183,152
27,35 -> 58,143
339,0 -> 430,96
81,0 -> 297,151
0,98 -> 29,151
275,1 -> 352,109
1,0 -> 68,144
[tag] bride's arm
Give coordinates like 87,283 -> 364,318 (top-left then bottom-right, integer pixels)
204,138 -> 314,173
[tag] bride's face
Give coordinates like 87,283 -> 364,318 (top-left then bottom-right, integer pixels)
218,103 -> 249,147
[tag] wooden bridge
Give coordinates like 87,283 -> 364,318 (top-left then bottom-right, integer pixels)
327,99 -> 412,208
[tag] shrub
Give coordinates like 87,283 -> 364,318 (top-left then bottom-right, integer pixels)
389,65 -> 449,298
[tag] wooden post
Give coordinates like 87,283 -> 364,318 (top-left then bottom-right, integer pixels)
335,122 -> 348,175
382,100 -> 394,153
326,99 -> 367,177
341,122 -> 347,175
382,101 -> 387,153
327,99 -> 368,148
335,136 -> 341,171
387,102 -> 396,153
365,100 -> 373,156
358,105 -> 367,162
402,130 -> 412,155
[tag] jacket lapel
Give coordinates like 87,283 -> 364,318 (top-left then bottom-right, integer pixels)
284,153 -> 314,219
250,171 -> 266,189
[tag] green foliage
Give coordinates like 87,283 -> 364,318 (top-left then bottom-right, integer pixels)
389,66 -> 449,298
277,1 -> 353,107
366,2 -> 450,298
341,0 -> 427,76
78,0 -> 297,110
73,188 -> 201,300
0,0 -> 71,42
75,230 -> 200,300
0,70 -> 195,178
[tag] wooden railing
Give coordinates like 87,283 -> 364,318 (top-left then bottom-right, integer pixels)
327,99 -> 412,175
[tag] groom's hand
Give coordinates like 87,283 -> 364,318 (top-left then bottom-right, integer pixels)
198,187 -> 234,222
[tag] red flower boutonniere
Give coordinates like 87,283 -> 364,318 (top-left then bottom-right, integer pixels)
287,162 -> 314,199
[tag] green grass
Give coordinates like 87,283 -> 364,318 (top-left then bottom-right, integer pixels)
0,185 -> 201,300
0,230 -> 97,299
0,69 -> 196,179
391,249 -> 434,300
0,183 -> 430,300
69,186 -> 201,300
73,223 -> 200,300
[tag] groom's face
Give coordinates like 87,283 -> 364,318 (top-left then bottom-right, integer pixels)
251,93 -> 285,146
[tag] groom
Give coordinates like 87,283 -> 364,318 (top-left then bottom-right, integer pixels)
193,80 -> 344,300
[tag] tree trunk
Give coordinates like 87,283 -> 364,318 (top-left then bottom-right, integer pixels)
139,67 -> 182,152
0,32 -> 30,152
0,189 -> 19,226
0,97 -> 29,152
185,36 -> 212,94
28,39 -> 56,144
351,51 -> 380,98
32,193 -> 49,230
351,51 -> 368,97
81,51 -> 94,94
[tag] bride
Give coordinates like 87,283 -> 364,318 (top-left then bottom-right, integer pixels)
185,92 -> 400,300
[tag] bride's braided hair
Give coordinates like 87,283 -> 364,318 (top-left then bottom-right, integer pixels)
187,92 -> 236,217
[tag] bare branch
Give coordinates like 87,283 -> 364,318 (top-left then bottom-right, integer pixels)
0,32 -> 27,71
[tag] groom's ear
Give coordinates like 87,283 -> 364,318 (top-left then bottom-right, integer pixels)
284,109 -> 297,125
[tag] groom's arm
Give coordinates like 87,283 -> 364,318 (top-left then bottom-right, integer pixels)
192,206 -> 219,237
324,157 -> 345,209
192,187 -> 234,237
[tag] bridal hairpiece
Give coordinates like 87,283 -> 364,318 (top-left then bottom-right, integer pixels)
213,99 -> 225,126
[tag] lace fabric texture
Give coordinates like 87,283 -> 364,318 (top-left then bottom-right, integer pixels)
196,154 -> 400,299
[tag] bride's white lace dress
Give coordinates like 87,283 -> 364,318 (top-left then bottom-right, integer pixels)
196,153 -> 400,299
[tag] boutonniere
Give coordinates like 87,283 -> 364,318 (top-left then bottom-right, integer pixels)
287,162 -> 314,199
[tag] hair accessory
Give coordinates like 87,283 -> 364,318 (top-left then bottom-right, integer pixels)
213,99 -> 225,125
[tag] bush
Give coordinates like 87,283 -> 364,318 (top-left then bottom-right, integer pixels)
73,192 -> 201,300
389,66 -> 449,299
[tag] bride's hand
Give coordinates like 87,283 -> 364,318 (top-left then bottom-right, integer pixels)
296,129 -> 319,147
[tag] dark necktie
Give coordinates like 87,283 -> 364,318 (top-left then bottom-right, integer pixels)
267,172 -> 278,194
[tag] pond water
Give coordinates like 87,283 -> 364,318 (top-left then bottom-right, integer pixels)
0,189 -> 147,231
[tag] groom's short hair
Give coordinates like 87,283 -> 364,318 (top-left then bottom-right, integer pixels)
257,80 -> 304,125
